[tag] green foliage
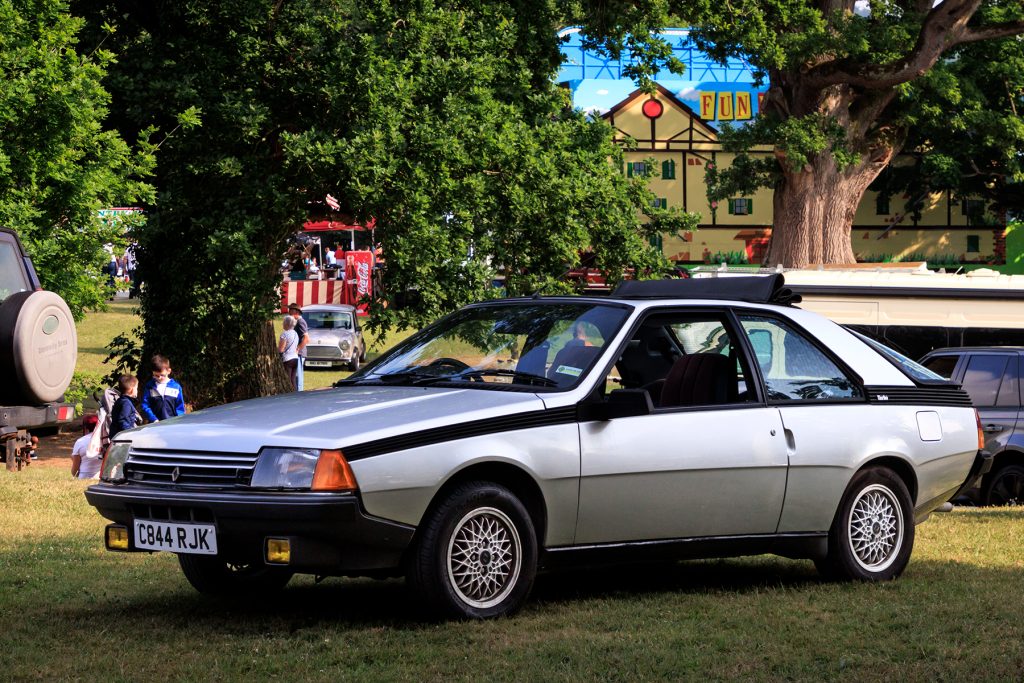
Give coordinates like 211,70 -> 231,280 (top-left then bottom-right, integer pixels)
703,250 -> 749,266
64,370 -> 104,414
0,0 -> 154,319
74,0 -> 685,407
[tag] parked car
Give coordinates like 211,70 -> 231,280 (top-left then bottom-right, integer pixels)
0,227 -> 77,467
85,275 -> 988,618
300,304 -> 364,371
919,347 -> 1023,505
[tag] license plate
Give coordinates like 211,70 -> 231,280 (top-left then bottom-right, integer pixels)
305,360 -> 332,367
133,519 -> 218,555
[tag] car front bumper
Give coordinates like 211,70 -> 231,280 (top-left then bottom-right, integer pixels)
84,484 -> 415,575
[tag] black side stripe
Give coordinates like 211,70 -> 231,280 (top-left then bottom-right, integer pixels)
865,385 -> 973,407
342,405 -> 580,462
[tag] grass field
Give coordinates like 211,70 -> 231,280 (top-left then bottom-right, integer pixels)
2,466 -> 1024,681
75,300 -> 412,393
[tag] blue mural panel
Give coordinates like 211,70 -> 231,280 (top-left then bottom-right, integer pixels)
557,27 -> 768,126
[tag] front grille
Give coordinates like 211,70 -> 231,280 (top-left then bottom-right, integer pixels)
124,448 -> 258,487
305,345 -> 344,360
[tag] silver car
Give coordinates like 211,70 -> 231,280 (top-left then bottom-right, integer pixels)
300,304 -> 364,371
86,275 -> 989,619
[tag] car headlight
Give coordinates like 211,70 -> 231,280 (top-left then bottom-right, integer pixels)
339,339 -> 351,351
251,447 -> 358,491
101,442 -> 131,482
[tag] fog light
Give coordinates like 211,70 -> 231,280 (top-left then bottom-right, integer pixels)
106,525 -> 129,551
266,538 -> 291,565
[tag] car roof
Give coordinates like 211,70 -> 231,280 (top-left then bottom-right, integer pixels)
302,304 -> 356,313
925,346 -> 1024,355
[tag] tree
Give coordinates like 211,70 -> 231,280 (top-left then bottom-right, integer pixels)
76,0 -> 692,407
574,0 -> 1024,266
0,0 -> 153,318
870,29 -> 1024,235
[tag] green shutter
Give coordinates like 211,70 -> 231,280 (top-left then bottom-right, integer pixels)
728,199 -> 735,214
662,159 -> 676,180
747,199 -> 753,214
627,162 -> 633,178
660,198 -> 667,209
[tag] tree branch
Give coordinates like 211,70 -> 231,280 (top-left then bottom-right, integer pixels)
802,0 -> 1024,91
957,20 -> 1024,44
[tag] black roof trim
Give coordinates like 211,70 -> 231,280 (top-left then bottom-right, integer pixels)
612,274 -> 802,306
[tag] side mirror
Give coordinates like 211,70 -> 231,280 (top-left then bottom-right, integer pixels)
579,389 -> 654,421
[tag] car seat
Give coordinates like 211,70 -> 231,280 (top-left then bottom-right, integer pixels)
659,352 -> 737,407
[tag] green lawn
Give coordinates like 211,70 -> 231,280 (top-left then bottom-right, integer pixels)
2,467 -> 1024,680
74,301 -> 412,393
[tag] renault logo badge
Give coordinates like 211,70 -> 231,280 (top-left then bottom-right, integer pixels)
171,467 -> 181,483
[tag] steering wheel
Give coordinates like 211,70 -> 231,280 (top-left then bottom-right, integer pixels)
427,357 -> 471,373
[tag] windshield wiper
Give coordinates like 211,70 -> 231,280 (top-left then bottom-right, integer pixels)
454,369 -> 557,387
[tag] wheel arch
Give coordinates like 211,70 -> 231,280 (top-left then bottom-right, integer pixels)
419,461 -> 549,547
981,448 -> 1024,491
856,455 -> 918,504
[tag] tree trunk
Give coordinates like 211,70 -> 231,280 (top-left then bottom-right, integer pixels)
765,152 -> 892,268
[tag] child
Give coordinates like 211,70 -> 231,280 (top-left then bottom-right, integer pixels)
141,354 -> 186,423
109,375 -> 140,439
278,314 -> 299,390
71,414 -> 100,479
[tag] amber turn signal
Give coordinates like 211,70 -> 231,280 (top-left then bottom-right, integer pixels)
975,409 -> 985,450
311,449 -> 358,491
265,538 -> 291,564
106,525 -> 129,551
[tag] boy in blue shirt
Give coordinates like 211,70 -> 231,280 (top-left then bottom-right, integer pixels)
109,375 -> 140,439
141,354 -> 186,422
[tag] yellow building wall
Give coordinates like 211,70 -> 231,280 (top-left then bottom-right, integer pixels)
605,87 -> 1001,263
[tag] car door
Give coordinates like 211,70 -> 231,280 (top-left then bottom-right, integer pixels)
575,309 -> 789,544
734,313 -> 871,534
958,352 -> 1019,455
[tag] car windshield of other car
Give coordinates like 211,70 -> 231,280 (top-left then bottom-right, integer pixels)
348,302 -> 630,389
850,329 -> 950,384
305,311 -> 353,330
0,241 -> 30,305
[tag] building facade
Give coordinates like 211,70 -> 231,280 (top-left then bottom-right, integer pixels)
559,28 -> 1004,265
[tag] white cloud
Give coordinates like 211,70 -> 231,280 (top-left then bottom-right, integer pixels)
596,89 -> 609,96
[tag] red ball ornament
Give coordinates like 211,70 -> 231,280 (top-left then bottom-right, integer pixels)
641,99 -> 664,119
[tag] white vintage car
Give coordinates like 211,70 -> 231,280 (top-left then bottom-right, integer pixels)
299,304 -> 365,371
86,275 -> 990,618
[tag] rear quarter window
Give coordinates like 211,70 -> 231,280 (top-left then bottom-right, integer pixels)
0,240 -> 31,304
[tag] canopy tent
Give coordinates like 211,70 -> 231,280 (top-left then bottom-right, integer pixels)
302,219 -> 376,232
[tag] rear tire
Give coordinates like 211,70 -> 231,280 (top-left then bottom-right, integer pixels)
407,481 -> 537,619
816,467 -> 914,582
982,464 -> 1024,506
178,554 -> 292,596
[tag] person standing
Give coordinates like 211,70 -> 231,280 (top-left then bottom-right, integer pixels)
141,354 -> 186,422
71,414 -> 101,479
123,243 -> 139,298
278,315 -> 299,390
109,375 -> 140,439
288,303 -> 310,391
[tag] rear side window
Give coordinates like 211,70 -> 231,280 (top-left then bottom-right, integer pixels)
996,356 -> 1020,408
0,240 -> 31,304
961,354 -> 1011,407
738,315 -> 862,402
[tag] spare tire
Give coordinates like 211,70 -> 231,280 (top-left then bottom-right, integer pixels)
0,290 -> 77,404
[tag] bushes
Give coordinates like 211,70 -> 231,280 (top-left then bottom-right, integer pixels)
63,371 -> 105,415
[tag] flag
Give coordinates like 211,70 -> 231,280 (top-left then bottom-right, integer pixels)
325,194 -> 340,211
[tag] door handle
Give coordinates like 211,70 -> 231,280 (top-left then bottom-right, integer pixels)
983,424 -> 1004,433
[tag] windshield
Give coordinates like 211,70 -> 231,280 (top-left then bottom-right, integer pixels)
304,311 -> 353,331
0,241 -> 31,305
347,302 -> 631,390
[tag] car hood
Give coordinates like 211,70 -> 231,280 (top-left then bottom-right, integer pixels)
119,386 -> 547,454
307,329 -> 354,344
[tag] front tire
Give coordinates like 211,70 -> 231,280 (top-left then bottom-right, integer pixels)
407,481 -> 537,619
816,467 -> 914,582
178,554 -> 293,596
348,352 -> 360,372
